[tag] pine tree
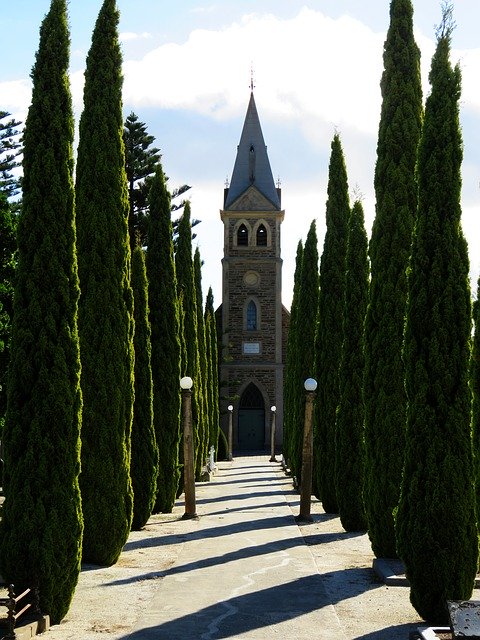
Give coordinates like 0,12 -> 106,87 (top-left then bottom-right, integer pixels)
0,111 -> 22,198
123,112 -> 161,248
289,223 -> 319,483
313,133 -> 350,512
335,200 -> 368,532
205,287 -> 219,452
395,10 -> 478,623
75,0 -> 134,565
363,0 -> 423,558
0,0 -> 83,623
282,240 -> 303,470
131,242 -> 158,529
175,202 -> 203,478
147,164 -> 182,513
0,192 -> 16,428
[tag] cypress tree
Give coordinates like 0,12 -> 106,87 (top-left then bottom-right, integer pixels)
0,0 -> 83,623
75,0 -> 134,565
363,0 -> 423,558
283,240 -> 303,471
313,133 -> 350,512
205,287 -> 219,452
289,223 -> 319,483
395,10 -> 478,623
175,202 -> 203,478
472,276 -> 480,521
335,200 -> 368,532
146,164 -> 181,514
194,247 -> 209,468
131,242 -> 158,529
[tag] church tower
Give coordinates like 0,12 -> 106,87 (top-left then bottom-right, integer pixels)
218,90 -> 289,452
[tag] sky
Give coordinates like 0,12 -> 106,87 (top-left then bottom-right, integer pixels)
2,0 -> 480,309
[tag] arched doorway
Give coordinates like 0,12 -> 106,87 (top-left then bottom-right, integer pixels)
238,383 -> 265,451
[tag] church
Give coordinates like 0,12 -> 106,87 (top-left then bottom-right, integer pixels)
216,89 -> 290,453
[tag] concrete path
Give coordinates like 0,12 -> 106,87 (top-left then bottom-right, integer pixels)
125,456 -> 419,640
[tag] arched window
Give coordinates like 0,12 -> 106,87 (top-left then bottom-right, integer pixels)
256,224 -> 267,246
246,300 -> 257,330
237,224 -> 248,246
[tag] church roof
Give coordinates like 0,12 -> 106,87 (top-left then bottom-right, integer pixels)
224,92 -> 281,210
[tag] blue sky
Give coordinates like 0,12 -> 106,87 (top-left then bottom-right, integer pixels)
2,1 -> 480,308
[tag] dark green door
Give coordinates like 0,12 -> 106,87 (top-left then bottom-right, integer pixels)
238,383 -> 265,451
238,409 -> 265,450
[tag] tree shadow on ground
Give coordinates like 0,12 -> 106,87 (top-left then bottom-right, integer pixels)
118,570 -> 383,639
353,622 -> 422,639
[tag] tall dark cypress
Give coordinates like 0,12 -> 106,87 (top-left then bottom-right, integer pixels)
131,242 -> 158,529
289,223 -> 319,483
313,133 -> 350,512
75,0 -> 134,565
363,0 -> 423,558
147,164 -> 181,513
335,200 -> 368,532
0,0 -> 83,623
205,287 -> 219,452
395,10 -> 478,623
175,203 -> 203,478
194,247 -> 209,468
473,276 -> 480,522
282,240 -> 303,471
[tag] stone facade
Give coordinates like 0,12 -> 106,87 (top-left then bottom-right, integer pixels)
217,91 -> 289,452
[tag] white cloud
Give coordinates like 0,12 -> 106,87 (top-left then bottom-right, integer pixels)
123,8 -> 386,137
0,79 -> 31,121
120,31 -> 152,42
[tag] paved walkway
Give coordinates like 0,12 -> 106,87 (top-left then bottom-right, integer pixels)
124,456 -> 422,640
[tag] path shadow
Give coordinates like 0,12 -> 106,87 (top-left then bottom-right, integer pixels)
119,570 -> 381,639
113,530 -> 366,587
353,623 -> 422,639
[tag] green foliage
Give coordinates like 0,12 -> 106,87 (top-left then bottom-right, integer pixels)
0,192 -> 17,426
131,243 -> 158,529
335,200 -> 368,532
473,277 -> 480,522
175,202 -> 203,478
313,133 -> 350,512
205,287 -> 220,453
396,14 -> 478,623
363,0 -> 423,559
288,223 -> 319,483
123,112 -> 161,247
0,111 -> 22,199
0,0 -> 83,624
147,164 -> 182,513
75,0 -> 134,565
194,248 -> 209,470
282,241 -> 303,470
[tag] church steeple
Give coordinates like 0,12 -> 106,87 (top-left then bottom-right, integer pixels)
224,91 -> 281,210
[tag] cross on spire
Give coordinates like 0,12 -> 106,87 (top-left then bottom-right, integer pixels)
250,64 -> 255,92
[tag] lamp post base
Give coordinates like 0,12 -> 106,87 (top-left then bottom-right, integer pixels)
295,513 -> 313,524
269,456 -> 278,462
182,512 -> 199,521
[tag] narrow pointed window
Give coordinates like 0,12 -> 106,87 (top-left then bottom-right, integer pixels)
247,300 -> 257,330
256,224 -> 267,246
237,224 -> 248,246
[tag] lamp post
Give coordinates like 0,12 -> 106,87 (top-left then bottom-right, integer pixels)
296,378 -> 317,523
269,405 -> 277,462
180,376 -> 197,519
227,404 -> 233,461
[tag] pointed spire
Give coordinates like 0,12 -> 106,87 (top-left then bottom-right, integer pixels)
224,92 -> 280,210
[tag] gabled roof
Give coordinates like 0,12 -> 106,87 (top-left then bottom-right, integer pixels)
224,92 -> 280,211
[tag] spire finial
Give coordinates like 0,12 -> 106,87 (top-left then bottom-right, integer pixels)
250,64 -> 255,93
